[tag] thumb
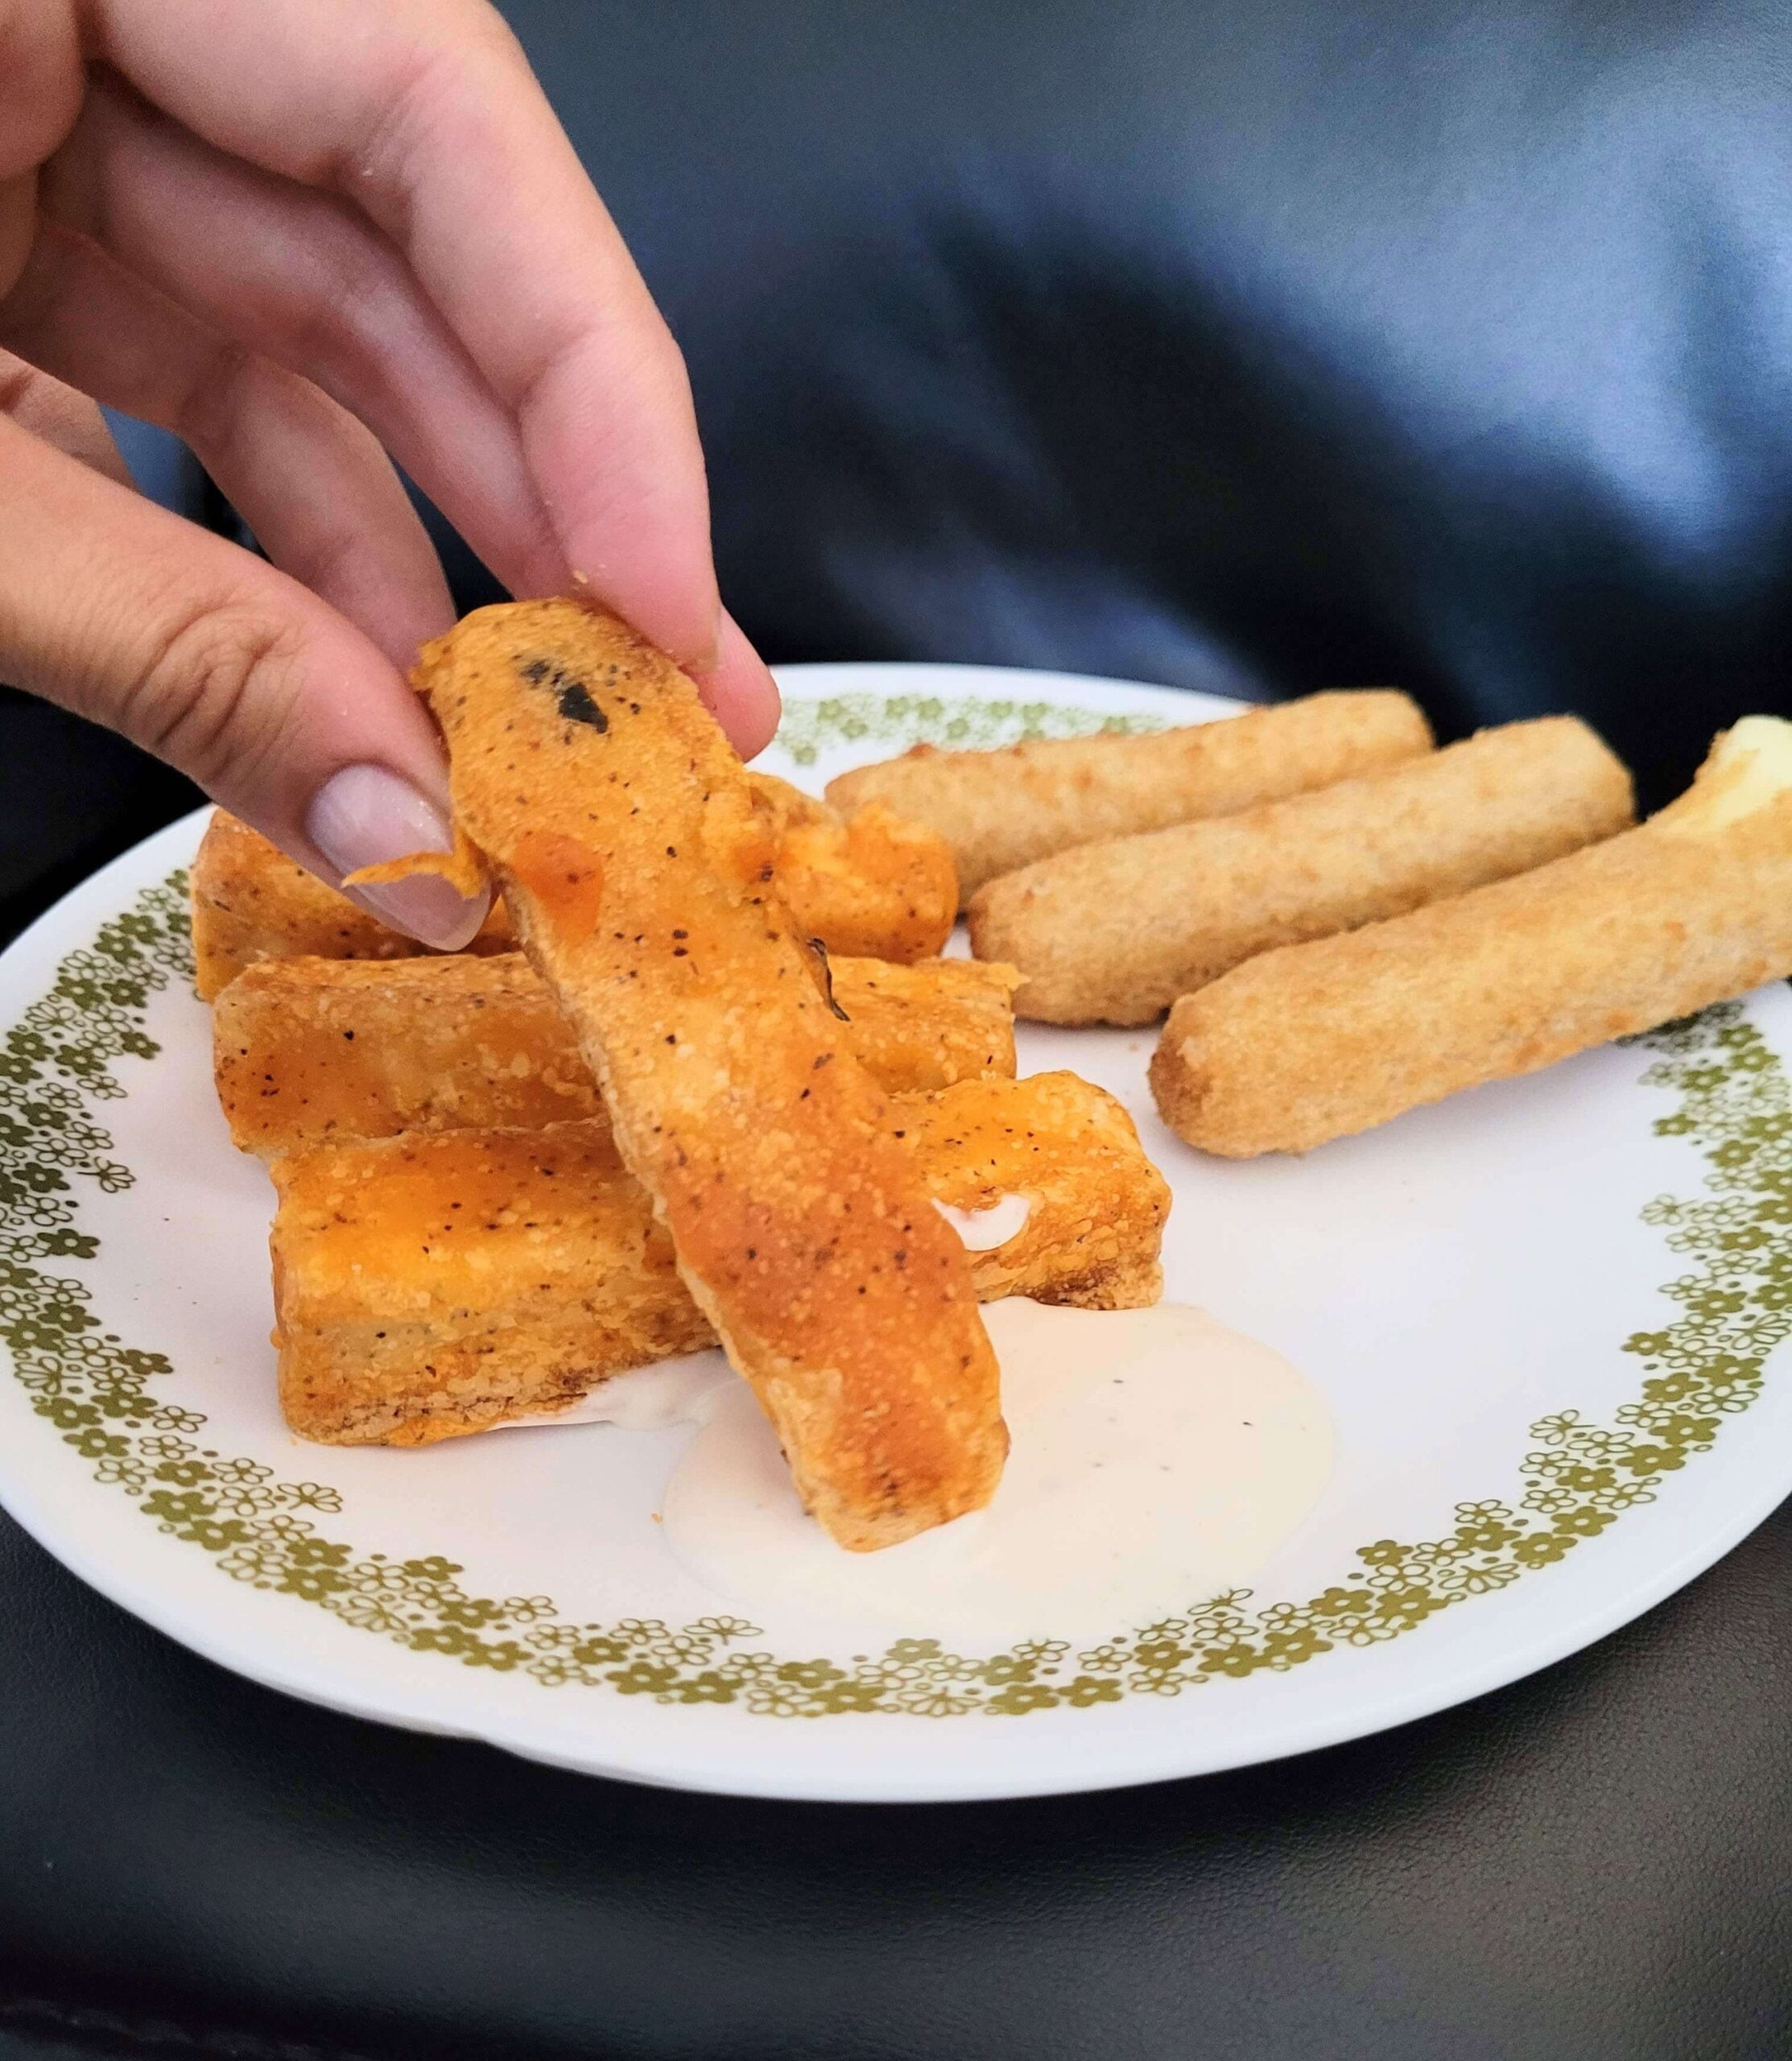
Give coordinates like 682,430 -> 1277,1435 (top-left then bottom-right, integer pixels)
0,410 -> 487,948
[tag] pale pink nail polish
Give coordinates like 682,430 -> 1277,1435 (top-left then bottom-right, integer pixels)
305,763 -> 489,952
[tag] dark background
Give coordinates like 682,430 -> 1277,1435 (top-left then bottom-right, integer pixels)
6,0 -> 1792,2055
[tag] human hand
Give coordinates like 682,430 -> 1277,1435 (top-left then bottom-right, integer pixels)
0,0 -> 779,946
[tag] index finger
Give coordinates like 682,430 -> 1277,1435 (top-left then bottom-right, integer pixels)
83,0 -> 730,683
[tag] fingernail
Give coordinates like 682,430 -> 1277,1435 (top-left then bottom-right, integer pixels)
306,762 -> 489,952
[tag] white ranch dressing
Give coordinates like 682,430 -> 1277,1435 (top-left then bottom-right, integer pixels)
492,1349 -> 734,1432
932,1192 -> 1032,1249
661,1299 -> 1332,1644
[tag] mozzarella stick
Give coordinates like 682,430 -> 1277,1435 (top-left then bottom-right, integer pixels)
417,597 -> 1004,1551
825,688 -> 1434,898
213,950 -> 1020,1155
1150,716 -> 1792,1157
192,780 -> 956,1001
273,1074 -> 1169,1447
970,717 -> 1634,1024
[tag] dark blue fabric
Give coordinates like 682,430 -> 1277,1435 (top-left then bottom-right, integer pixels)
494,0 -> 1792,805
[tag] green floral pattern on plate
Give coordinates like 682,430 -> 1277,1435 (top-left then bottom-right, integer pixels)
0,700 -> 1786,1718
771,691 -> 1163,766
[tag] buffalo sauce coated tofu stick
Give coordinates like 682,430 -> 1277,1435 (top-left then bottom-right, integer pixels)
413,597 -> 1006,1551
188,809 -> 514,1001
270,1073 -> 1169,1448
213,949 -> 1022,1157
189,779 -> 956,1002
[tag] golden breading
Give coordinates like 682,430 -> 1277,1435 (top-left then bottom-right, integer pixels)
415,597 -> 1005,1551
824,688 -> 1435,899
271,1074 -> 1168,1447
217,953 -> 602,1149
970,717 -> 1635,1024
188,810 -> 510,1001
272,1121 -> 711,1446
192,775 -> 956,1000
1150,717 -> 1792,1157
749,773 -> 957,960
214,950 -> 1020,1156
893,1073 -> 1167,1310
832,953 -> 1018,1095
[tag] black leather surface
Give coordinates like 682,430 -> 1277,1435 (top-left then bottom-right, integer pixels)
6,1 -> 1792,2055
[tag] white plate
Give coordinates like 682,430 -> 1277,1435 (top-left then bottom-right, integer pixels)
0,661 -> 1787,1803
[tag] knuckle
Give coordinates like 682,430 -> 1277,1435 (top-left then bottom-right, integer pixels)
0,347 -> 45,415
122,597 -> 307,794
169,344 -> 257,460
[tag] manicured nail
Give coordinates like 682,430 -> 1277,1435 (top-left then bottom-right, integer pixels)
305,763 -> 489,952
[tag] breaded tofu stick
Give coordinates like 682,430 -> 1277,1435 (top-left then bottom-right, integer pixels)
417,597 -> 1004,1550
971,717 -> 1634,1025
218,952 -> 602,1148
273,1073 -> 1169,1447
188,810 -> 511,1001
274,1121 -> 708,1447
192,777 -> 955,1000
897,1071 -> 1167,1309
829,954 -> 1018,1092
1150,716 -> 1792,1157
825,688 -> 1434,898
749,774 -> 957,960
214,951 -> 1021,1155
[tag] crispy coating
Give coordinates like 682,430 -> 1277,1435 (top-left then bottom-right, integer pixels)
188,810 -> 510,1001
971,717 -> 1635,1024
825,688 -> 1434,898
1150,721 -> 1792,1157
749,774 -> 957,960
272,1074 -> 1167,1447
192,777 -> 956,1002
272,1121 -> 711,1445
831,952 -> 1018,1096
894,1073 -> 1168,1311
214,949 -> 1020,1155
217,953 -> 604,1149
416,597 -> 1004,1551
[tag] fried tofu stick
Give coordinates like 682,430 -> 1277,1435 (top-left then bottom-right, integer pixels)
970,717 -> 1634,1025
825,688 -> 1435,898
829,953 -> 1019,1094
192,777 -> 956,1000
275,1121 -> 711,1448
416,597 -> 1004,1551
1150,716 -> 1792,1157
188,810 -> 510,1001
273,1072 -> 1168,1447
748,774 -> 956,960
214,950 -> 1020,1156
